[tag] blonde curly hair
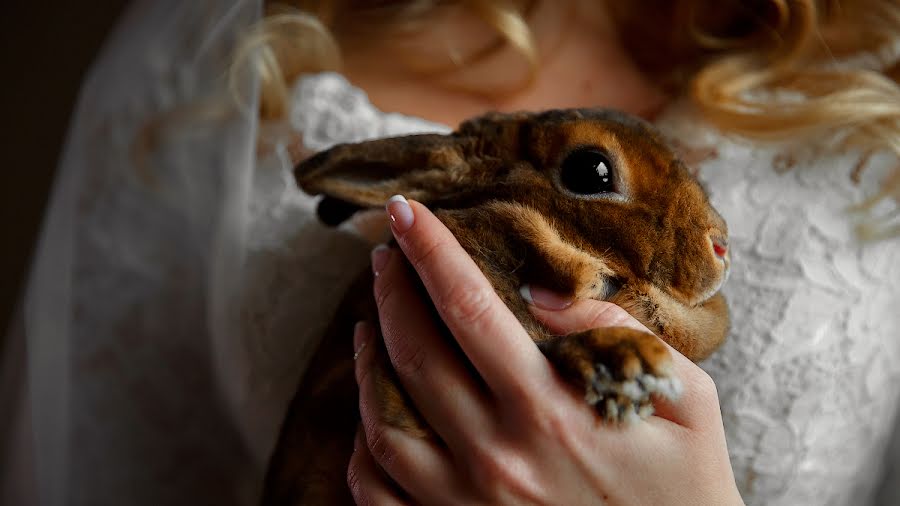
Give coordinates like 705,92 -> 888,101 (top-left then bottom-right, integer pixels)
235,0 -> 900,239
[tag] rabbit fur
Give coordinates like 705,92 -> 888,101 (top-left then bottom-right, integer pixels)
262,108 -> 731,504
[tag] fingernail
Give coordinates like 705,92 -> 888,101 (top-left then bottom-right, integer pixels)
519,284 -> 573,310
353,321 -> 372,360
371,244 -> 390,276
386,195 -> 414,234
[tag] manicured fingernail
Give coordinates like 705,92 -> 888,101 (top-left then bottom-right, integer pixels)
519,284 -> 573,310
371,244 -> 390,276
386,195 -> 414,234
353,321 -> 372,360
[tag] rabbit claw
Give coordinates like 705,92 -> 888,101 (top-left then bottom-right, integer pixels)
587,362 -> 681,423
542,327 -> 682,424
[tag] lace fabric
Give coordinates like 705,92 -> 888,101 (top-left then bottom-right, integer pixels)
656,108 -> 900,504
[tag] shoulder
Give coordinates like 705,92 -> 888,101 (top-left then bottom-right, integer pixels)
290,72 -> 452,152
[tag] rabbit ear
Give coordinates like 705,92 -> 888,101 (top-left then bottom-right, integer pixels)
296,112 -> 534,225
295,134 -> 478,210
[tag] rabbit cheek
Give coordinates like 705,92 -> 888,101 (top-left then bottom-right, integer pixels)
481,202 -> 619,301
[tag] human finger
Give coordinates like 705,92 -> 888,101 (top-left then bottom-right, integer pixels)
384,195 -> 553,397
369,246 -> 493,448
649,363 -> 723,431
353,321 -> 470,500
527,295 -> 650,335
347,425 -> 409,506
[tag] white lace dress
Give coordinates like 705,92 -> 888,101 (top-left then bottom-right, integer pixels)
5,1 -> 899,504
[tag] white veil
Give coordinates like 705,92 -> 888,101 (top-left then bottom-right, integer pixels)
6,0 -> 278,503
4,0 -> 452,502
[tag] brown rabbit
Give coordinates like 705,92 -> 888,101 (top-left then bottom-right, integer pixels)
262,108 -> 731,504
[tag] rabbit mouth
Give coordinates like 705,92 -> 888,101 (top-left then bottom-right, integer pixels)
602,277 -> 623,301
691,234 -> 731,305
585,275 -> 623,302
694,262 -> 730,305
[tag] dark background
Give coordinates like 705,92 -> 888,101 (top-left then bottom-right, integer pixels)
1,1 -> 130,335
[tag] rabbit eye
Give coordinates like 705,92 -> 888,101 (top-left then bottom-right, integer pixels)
560,149 -> 616,195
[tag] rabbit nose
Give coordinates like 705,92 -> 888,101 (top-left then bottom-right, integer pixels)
712,237 -> 728,258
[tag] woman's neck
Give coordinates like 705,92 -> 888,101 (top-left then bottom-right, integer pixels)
341,0 -> 669,126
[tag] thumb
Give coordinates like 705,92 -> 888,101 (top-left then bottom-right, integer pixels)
521,284 -> 650,335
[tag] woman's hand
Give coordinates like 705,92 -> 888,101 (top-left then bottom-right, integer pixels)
347,196 -> 744,505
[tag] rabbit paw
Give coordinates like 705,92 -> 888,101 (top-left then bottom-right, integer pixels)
542,327 -> 682,424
